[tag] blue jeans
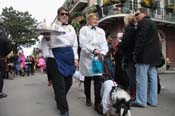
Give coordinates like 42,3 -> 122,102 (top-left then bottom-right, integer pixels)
135,64 -> 158,106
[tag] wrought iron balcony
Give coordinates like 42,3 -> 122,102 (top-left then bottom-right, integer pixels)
146,7 -> 175,24
100,1 -> 175,24
102,2 -> 131,17
66,0 -> 88,13
98,1 -> 133,24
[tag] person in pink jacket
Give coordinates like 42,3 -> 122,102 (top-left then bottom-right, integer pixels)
38,56 -> 45,73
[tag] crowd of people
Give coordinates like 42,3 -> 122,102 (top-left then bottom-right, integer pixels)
38,6 -> 163,116
0,6 -> 164,116
3,52 -> 46,79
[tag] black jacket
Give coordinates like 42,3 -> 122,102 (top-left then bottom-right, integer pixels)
118,24 -> 136,63
134,16 -> 161,65
0,30 -> 12,72
114,25 -> 136,88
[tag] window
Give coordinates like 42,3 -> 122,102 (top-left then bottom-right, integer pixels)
133,0 -> 138,10
156,0 -> 161,15
129,0 -> 132,10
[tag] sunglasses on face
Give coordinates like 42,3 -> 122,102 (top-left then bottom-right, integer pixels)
135,13 -> 140,17
60,12 -> 69,16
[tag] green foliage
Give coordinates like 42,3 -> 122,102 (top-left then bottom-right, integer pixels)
1,7 -> 38,48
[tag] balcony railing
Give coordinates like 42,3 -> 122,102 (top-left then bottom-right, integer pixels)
147,8 -> 175,23
66,0 -> 88,11
100,1 -> 175,24
102,4 -> 130,16
66,0 -> 175,24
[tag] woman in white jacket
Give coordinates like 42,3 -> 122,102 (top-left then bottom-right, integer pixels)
79,13 -> 108,114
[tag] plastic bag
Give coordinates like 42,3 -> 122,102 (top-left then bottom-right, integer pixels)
73,70 -> 84,81
92,56 -> 103,74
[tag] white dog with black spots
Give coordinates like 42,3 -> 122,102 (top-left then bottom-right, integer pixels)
101,80 -> 131,116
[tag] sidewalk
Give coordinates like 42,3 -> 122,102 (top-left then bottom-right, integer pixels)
160,70 -> 175,74
0,73 -> 175,116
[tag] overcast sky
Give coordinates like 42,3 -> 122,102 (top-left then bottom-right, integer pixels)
0,0 -> 66,25
0,0 -> 66,56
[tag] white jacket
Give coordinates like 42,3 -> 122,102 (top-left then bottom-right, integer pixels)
49,20 -> 78,60
38,37 -> 54,58
79,25 -> 108,76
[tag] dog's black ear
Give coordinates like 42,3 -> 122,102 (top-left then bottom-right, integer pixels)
110,86 -> 116,93
110,86 -> 115,97
110,86 -> 116,101
112,86 -> 116,90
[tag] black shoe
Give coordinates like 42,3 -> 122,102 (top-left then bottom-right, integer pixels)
131,101 -> 146,108
0,93 -> 7,99
61,112 -> 69,116
147,103 -> 157,107
86,99 -> 92,106
94,104 -> 103,115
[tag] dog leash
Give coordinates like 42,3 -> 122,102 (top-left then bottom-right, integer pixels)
94,54 -> 116,86
102,60 -> 116,86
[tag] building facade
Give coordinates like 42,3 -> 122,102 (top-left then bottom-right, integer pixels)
63,0 -> 175,71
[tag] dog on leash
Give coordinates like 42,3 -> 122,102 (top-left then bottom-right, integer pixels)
101,80 -> 131,116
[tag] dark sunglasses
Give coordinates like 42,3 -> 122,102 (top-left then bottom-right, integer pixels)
60,12 -> 69,16
135,13 -> 140,17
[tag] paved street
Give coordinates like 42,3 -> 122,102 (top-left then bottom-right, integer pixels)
0,73 -> 175,116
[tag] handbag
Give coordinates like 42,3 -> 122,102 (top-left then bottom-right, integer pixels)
92,56 -> 103,74
156,53 -> 165,68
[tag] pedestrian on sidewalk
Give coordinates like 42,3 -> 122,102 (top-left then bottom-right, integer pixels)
38,35 -> 54,86
79,13 -> 108,115
49,7 -> 79,116
117,14 -> 137,100
0,27 -> 12,99
132,7 -> 162,107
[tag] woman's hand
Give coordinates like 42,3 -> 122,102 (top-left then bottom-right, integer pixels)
74,59 -> 79,69
43,34 -> 51,41
93,49 -> 100,56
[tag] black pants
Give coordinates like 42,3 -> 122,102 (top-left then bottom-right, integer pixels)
48,58 -> 72,114
0,72 -> 4,93
46,57 -> 53,81
0,59 -> 5,93
30,65 -> 34,75
84,76 -> 102,105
